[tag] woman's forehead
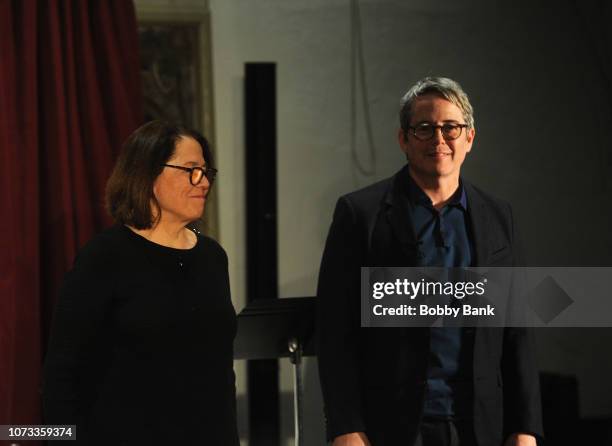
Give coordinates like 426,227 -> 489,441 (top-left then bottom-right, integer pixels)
170,136 -> 205,163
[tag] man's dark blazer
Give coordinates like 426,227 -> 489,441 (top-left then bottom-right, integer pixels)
316,164 -> 543,446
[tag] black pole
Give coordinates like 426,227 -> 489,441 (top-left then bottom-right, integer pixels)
245,62 -> 280,446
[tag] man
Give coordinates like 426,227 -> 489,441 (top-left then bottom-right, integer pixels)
316,77 -> 543,446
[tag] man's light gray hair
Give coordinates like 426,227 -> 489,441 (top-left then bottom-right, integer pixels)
399,77 -> 475,132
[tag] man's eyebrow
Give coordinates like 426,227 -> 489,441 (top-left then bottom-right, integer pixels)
183,161 -> 206,167
414,119 -> 461,125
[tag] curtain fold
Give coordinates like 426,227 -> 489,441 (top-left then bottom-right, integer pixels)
0,0 -> 143,431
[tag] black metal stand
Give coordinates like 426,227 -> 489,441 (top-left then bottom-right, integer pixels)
235,297 -> 315,446
288,337 -> 304,446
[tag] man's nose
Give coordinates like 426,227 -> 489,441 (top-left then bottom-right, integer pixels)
432,127 -> 446,144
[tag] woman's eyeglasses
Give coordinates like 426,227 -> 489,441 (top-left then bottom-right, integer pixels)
162,164 -> 218,185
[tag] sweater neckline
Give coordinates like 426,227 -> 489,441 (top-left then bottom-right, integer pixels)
121,224 -> 200,255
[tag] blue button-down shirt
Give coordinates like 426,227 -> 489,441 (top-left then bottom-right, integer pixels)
406,174 -> 474,419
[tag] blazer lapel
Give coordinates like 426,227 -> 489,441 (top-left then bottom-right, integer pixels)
464,181 -> 490,267
463,181 -> 493,367
384,165 -> 421,264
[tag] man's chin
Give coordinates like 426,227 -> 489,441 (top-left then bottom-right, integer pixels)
410,165 -> 455,180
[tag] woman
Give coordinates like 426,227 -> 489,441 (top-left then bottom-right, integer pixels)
43,120 -> 239,445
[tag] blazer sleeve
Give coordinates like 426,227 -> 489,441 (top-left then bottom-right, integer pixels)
42,241 -> 114,431
501,204 -> 544,440
316,196 -> 366,441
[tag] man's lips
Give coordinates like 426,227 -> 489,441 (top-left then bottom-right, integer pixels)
427,152 -> 452,158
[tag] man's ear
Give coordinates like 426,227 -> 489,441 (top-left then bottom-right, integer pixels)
398,128 -> 408,149
466,127 -> 475,144
465,127 -> 475,153
398,128 -> 411,159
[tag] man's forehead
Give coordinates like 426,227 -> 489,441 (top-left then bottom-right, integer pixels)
410,93 -> 463,119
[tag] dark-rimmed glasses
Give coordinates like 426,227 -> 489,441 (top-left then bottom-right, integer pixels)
162,164 -> 218,185
408,123 -> 469,141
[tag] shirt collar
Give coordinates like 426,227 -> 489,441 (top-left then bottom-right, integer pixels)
405,171 -> 467,211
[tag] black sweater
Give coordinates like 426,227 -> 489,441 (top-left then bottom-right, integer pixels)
43,225 -> 239,445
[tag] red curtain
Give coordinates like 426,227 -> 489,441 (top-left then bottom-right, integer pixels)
0,0 -> 143,433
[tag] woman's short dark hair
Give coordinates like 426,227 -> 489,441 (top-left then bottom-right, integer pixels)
106,120 -> 213,229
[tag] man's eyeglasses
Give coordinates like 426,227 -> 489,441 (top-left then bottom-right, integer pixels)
162,164 -> 218,186
407,123 -> 469,141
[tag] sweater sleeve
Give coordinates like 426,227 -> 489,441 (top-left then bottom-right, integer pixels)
42,238 -> 115,429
